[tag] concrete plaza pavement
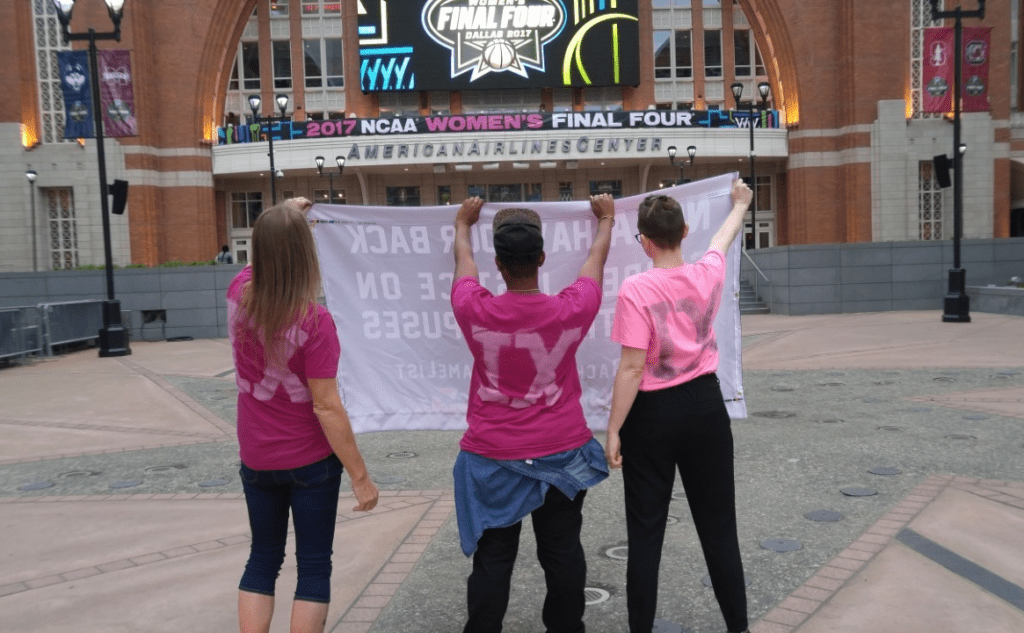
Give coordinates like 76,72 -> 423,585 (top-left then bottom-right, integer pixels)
1,311 -> 1023,632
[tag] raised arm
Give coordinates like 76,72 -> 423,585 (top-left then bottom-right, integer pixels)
578,193 -> 616,284
453,197 -> 483,282
708,179 -> 754,255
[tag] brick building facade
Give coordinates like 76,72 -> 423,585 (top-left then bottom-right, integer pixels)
1,0 -> 1021,271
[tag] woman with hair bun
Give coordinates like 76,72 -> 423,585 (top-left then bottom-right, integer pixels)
229,198 -> 378,633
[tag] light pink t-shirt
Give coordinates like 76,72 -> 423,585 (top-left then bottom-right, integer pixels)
452,276 -> 601,460
228,267 -> 340,470
611,249 -> 725,391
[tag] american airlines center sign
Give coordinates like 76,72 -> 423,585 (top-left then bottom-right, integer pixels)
358,0 -> 639,91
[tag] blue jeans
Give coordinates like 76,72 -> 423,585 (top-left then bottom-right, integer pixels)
238,453 -> 342,603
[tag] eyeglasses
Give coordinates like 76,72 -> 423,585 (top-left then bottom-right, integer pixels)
634,233 -> 643,244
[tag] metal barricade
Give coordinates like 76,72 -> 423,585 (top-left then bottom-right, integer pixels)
0,306 -> 44,361
39,300 -> 105,356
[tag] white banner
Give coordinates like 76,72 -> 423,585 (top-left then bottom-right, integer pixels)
310,173 -> 746,433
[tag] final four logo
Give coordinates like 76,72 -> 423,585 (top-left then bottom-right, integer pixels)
422,0 -> 566,81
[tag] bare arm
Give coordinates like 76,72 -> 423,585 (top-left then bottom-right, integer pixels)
309,378 -> 379,511
453,197 -> 483,283
604,345 -> 648,468
578,193 -> 616,284
708,179 -> 754,255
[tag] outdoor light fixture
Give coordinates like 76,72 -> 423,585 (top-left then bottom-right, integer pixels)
249,94 -> 290,204
732,80 -> 771,249
52,0 -> 130,357
667,145 -> 696,186
315,155 -> 346,203
454,164 -> 473,171
958,143 -> 967,156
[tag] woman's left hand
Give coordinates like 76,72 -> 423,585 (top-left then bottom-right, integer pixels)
605,431 -> 623,469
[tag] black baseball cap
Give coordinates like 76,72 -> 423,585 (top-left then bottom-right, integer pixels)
493,221 -> 543,261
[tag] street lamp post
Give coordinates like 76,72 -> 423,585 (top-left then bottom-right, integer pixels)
667,145 -> 696,186
53,0 -> 130,357
314,155 -> 346,203
930,0 -> 984,323
249,94 -> 290,205
731,81 -> 771,249
26,170 -> 38,272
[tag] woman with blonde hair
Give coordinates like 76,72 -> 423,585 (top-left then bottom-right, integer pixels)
228,198 -> 379,633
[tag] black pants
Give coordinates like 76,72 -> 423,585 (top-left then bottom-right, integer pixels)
620,373 -> 747,633
464,487 -> 588,633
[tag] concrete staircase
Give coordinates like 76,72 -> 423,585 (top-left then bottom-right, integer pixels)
739,279 -> 770,314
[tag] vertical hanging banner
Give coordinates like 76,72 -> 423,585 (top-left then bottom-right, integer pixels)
98,50 -> 138,137
960,27 -> 991,113
922,27 -> 953,113
57,50 -> 94,139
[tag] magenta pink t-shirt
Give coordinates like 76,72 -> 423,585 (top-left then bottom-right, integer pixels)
228,267 -> 340,470
611,249 -> 725,391
451,276 -> 601,460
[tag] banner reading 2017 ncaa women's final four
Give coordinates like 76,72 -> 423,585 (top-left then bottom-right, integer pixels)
309,175 -> 747,434
357,0 -> 640,91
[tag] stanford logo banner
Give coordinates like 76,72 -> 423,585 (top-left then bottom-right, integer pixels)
58,50 -> 94,139
98,50 -> 138,138
922,27 -> 991,113
309,174 -> 747,433
922,28 -> 953,113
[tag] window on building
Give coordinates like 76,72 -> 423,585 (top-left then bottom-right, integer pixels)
438,185 -> 452,205
467,184 -> 543,202
270,0 -> 288,17
734,30 -> 752,76
386,187 -> 421,206
379,92 -> 419,117
755,175 -> 772,213
558,182 -> 573,201
552,88 -> 573,112
462,89 -> 543,113
911,0 -> 945,118
231,192 -> 264,230
45,188 -> 78,270
272,41 -> 292,89
704,30 -> 722,78
31,0 -> 72,144
590,180 -> 623,198
583,87 -> 623,111
430,92 -> 451,115
653,30 -> 692,79
303,1 -> 341,15
919,162 -> 943,240
242,42 -> 261,90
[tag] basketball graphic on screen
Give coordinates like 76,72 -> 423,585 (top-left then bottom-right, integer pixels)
482,40 -> 516,70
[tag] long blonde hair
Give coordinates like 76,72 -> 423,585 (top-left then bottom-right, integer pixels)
236,203 -> 321,366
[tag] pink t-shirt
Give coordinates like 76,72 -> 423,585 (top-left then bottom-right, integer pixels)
611,249 -> 725,391
228,267 -> 340,470
451,276 -> 601,460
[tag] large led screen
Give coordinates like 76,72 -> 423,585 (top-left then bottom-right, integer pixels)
358,0 -> 640,91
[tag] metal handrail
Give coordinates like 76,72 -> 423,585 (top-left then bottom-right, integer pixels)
742,249 -> 772,313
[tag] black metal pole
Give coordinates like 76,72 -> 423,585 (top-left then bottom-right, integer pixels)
329,172 -> 334,203
268,128 -> 277,205
87,30 -> 130,355
749,103 -> 757,249
932,1 -> 983,322
29,181 -> 37,272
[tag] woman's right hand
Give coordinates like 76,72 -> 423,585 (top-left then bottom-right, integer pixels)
350,474 -> 379,511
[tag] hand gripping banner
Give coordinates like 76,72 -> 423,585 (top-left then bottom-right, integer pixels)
309,173 -> 746,434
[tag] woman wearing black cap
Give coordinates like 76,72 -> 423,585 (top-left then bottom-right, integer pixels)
450,194 -> 616,633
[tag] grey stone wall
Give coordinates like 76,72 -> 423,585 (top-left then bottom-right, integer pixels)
741,238 -> 1024,316
968,287 -> 1024,317
0,265 -> 242,341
